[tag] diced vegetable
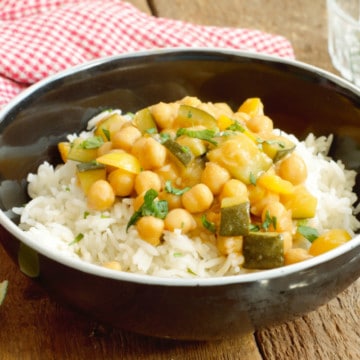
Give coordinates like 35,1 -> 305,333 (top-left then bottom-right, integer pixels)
163,139 -> 193,166
133,108 -> 158,134
176,105 -> 218,130
309,229 -> 351,256
76,162 -> 106,194
257,172 -> 294,195
67,138 -> 99,162
219,199 -> 250,236
96,151 -> 141,174
281,185 -> 317,218
207,133 -> 272,184
243,232 -> 284,269
261,136 -> 295,162
94,113 -> 126,141
58,142 -> 70,162
237,97 -> 264,118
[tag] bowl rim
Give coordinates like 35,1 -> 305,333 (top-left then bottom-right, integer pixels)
0,47 -> 359,287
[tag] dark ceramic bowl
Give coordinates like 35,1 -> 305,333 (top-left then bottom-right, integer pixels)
0,49 -> 359,340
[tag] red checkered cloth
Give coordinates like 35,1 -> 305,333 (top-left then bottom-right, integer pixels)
0,0 -> 294,108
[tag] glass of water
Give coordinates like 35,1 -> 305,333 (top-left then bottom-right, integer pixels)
327,0 -> 360,85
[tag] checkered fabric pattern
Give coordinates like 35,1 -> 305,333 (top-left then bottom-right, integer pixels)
0,0 -> 294,108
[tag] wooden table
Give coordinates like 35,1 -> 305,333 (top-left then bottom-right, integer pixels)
1,1 -> 359,359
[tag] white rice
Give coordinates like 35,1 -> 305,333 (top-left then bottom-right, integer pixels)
13,131 -> 360,278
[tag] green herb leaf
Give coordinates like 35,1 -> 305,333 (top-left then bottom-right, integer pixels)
81,136 -> 104,149
145,127 -> 157,134
201,214 -> 216,233
262,210 -> 277,231
102,128 -> 111,141
176,128 -> 218,145
226,121 -> 245,132
249,223 -> 260,232
159,133 -> 171,144
187,267 -> 197,275
83,211 -> 90,219
69,233 -> 84,246
126,189 -> 169,231
164,180 -> 190,196
297,225 -> 319,242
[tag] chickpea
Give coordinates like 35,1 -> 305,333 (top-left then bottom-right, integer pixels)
87,180 -> 115,211
246,115 -> 273,135
164,208 -> 197,233
217,236 -> 243,255
261,202 -> 293,233
220,179 -> 248,202
132,137 -> 166,170
284,248 -> 313,265
155,163 -> 180,186
136,216 -> 164,246
150,102 -> 178,129
250,192 -> 279,217
181,183 -> 214,213
108,168 -> 135,197
134,171 -> 162,195
158,191 -> 182,210
201,162 -> 231,195
112,125 -> 141,152
278,152 -> 308,185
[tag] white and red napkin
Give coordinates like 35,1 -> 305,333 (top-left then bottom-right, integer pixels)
0,0 -> 294,108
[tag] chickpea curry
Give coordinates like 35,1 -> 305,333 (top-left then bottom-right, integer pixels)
58,96 -> 352,270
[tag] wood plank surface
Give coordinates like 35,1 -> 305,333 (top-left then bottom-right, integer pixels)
1,1 -> 359,359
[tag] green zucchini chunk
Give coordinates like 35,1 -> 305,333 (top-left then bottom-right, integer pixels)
219,202 -> 250,236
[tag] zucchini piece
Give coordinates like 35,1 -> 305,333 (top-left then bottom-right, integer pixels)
261,136 -> 295,163
163,139 -> 193,166
133,108 -> 158,134
243,232 -> 284,269
176,105 -> 218,130
76,162 -> 106,194
219,200 -> 250,236
67,138 -> 98,163
207,133 -> 272,184
94,113 -> 126,141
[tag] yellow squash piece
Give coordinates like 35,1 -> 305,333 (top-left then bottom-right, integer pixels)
238,97 -> 264,118
96,151 -> 141,174
309,229 -> 351,256
58,142 -> 70,162
76,162 -> 107,194
67,138 -> 98,163
281,185 -> 317,218
257,172 -> 294,195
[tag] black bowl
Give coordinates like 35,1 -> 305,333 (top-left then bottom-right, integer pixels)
0,49 -> 359,340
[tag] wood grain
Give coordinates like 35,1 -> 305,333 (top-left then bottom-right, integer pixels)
0,0 -> 359,359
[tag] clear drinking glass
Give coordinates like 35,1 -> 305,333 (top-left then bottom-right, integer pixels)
327,0 -> 360,85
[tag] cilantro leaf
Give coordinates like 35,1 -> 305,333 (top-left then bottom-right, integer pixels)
262,210 -> 277,231
164,180 -> 190,196
297,225 -> 319,242
126,189 -> 169,231
201,214 -> 216,233
80,136 -> 104,149
69,233 -> 84,246
176,128 -> 218,145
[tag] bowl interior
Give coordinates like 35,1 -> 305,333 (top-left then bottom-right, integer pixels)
0,48 -> 359,265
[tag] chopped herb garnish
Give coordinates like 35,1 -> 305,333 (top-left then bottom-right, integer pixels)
80,136 -> 104,149
249,172 -> 257,186
226,121 -> 245,132
249,223 -> 260,232
83,211 -> 90,219
126,189 -> 168,231
262,210 -> 277,231
69,233 -> 84,246
297,225 -> 319,242
201,214 -> 216,233
164,180 -> 190,195
187,110 -> 193,118
173,252 -> 184,257
187,267 -> 196,275
176,128 -> 218,145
